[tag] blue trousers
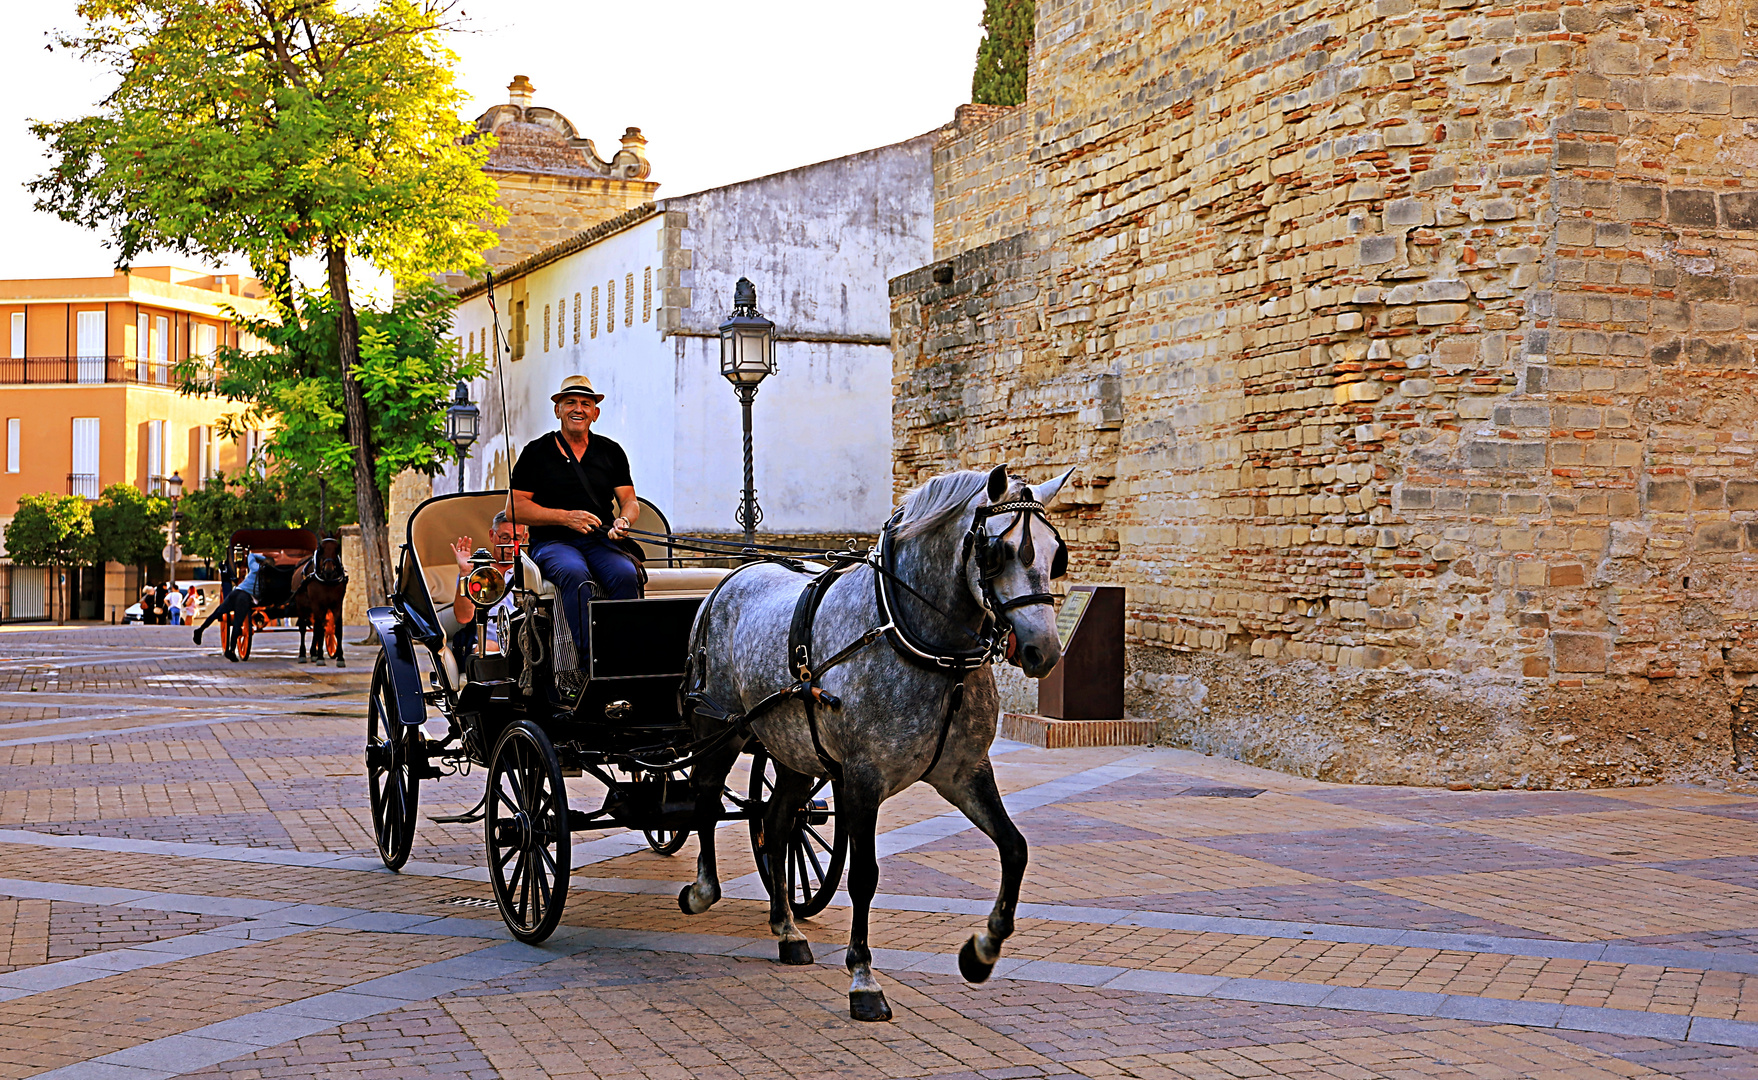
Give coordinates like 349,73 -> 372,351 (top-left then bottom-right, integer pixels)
532,534 -> 640,652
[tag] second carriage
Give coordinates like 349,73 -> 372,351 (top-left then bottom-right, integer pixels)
363,491 -> 846,942
219,527 -> 321,660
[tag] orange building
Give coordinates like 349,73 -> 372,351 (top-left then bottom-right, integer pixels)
0,267 -> 271,621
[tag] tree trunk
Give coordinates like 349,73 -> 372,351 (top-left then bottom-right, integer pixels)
324,240 -> 393,609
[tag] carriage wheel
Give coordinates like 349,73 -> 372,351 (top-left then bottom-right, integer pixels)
235,613 -> 255,660
486,721 -> 571,944
365,654 -> 420,870
747,748 -> 846,919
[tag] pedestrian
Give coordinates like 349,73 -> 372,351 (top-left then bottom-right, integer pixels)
139,586 -> 158,625
153,582 -> 170,626
165,585 -> 184,626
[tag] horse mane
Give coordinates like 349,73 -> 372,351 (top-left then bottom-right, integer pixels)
893,470 -> 993,540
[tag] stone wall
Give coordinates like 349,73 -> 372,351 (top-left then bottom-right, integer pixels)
933,105 -> 1031,260
891,0 -> 1758,787
484,174 -> 658,270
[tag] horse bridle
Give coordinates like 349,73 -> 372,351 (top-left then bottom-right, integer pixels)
873,495 -> 1068,670
308,539 -> 346,585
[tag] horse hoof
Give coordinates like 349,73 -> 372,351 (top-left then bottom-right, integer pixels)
677,886 -> 694,914
778,939 -> 814,966
849,989 -> 892,1022
336,657 -> 345,668
958,937 -> 995,984
315,657 -> 326,667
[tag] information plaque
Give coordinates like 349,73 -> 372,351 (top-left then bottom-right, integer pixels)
1036,584 -> 1124,721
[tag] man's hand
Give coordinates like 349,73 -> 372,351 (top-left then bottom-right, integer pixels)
607,515 -> 631,540
561,509 -> 603,534
451,537 -> 474,571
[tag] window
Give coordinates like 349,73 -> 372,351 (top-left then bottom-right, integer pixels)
625,273 -> 634,327
606,279 -> 615,334
543,303 -> 551,352
136,311 -> 149,380
573,294 -> 581,343
512,300 -> 526,359
468,329 -> 475,356
152,315 -> 168,383
197,425 -> 214,481
643,267 -> 652,323
591,287 -> 599,338
194,323 -> 217,359
75,310 -> 106,384
147,419 -> 165,487
6,418 -> 18,473
71,417 -> 100,498
8,312 -> 21,360
557,300 -> 565,349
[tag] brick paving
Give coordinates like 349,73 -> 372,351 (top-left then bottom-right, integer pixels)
0,626 -> 1755,1078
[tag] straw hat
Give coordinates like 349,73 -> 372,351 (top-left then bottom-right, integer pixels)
551,374 -> 604,403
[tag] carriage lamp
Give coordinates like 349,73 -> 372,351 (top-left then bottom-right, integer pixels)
719,278 -> 776,548
445,382 -> 480,494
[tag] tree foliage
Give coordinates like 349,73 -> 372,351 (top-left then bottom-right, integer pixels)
4,494 -> 99,569
971,0 -> 1035,107
90,482 -> 172,567
182,279 -> 484,495
30,0 -> 500,280
5,494 -> 99,623
176,468 -> 356,567
30,0 -> 504,605
176,470 -> 295,566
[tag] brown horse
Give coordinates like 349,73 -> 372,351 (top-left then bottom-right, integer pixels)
293,537 -> 349,667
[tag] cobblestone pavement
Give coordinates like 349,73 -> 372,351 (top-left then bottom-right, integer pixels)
1,625 -> 1755,1078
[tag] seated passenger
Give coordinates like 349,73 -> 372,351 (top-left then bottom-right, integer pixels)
449,511 -> 528,668
508,375 -> 641,654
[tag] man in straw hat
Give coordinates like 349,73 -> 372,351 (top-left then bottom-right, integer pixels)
508,375 -> 642,652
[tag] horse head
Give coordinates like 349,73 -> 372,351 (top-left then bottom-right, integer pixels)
962,464 -> 1073,679
316,537 -> 345,582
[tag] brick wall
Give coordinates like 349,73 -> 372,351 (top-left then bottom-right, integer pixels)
892,0 -> 1758,788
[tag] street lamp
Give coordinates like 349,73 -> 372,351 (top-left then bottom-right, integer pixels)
719,277 -> 776,548
445,382 -> 480,494
162,470 -> 185,572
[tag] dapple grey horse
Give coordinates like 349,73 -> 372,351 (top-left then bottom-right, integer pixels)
678,465 -> 1070,1021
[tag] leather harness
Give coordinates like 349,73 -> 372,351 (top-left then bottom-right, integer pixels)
684,495 -> 1066,784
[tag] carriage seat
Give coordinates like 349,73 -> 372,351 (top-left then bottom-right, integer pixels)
642,567 -> 730,598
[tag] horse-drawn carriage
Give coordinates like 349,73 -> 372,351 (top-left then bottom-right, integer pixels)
367,467 -> 1072,1021
219,528 -> 348,664
218,528 -> 317,661
364,491 -> 845,943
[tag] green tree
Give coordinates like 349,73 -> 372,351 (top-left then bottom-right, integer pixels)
4,494 -> 99,623
185,279 -> 483,511
971,0 -> 1035,106
177,471 -> 295,567
30,0 -> 503,606
90,482 -> 172,569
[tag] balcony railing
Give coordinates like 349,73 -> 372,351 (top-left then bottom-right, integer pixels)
0,356 -> 183,386
68,473 -> 101,499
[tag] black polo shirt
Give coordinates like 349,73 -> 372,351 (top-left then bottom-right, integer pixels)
509,431 -> 633,546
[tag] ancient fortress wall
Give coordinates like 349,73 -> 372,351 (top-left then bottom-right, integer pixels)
892,0 -> 1758,787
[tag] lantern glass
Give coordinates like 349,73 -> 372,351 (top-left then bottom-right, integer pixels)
719,315 -> 775,386
166,471 -> 184,499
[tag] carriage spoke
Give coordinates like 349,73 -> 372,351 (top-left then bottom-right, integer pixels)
802,822 -> 834,854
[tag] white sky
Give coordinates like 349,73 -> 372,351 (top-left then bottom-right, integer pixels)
0,0 -> 987,283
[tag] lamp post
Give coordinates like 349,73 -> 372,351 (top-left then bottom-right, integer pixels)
719,278 -> 776,549
161,470 -> 184,572
445,382 -> 480,494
